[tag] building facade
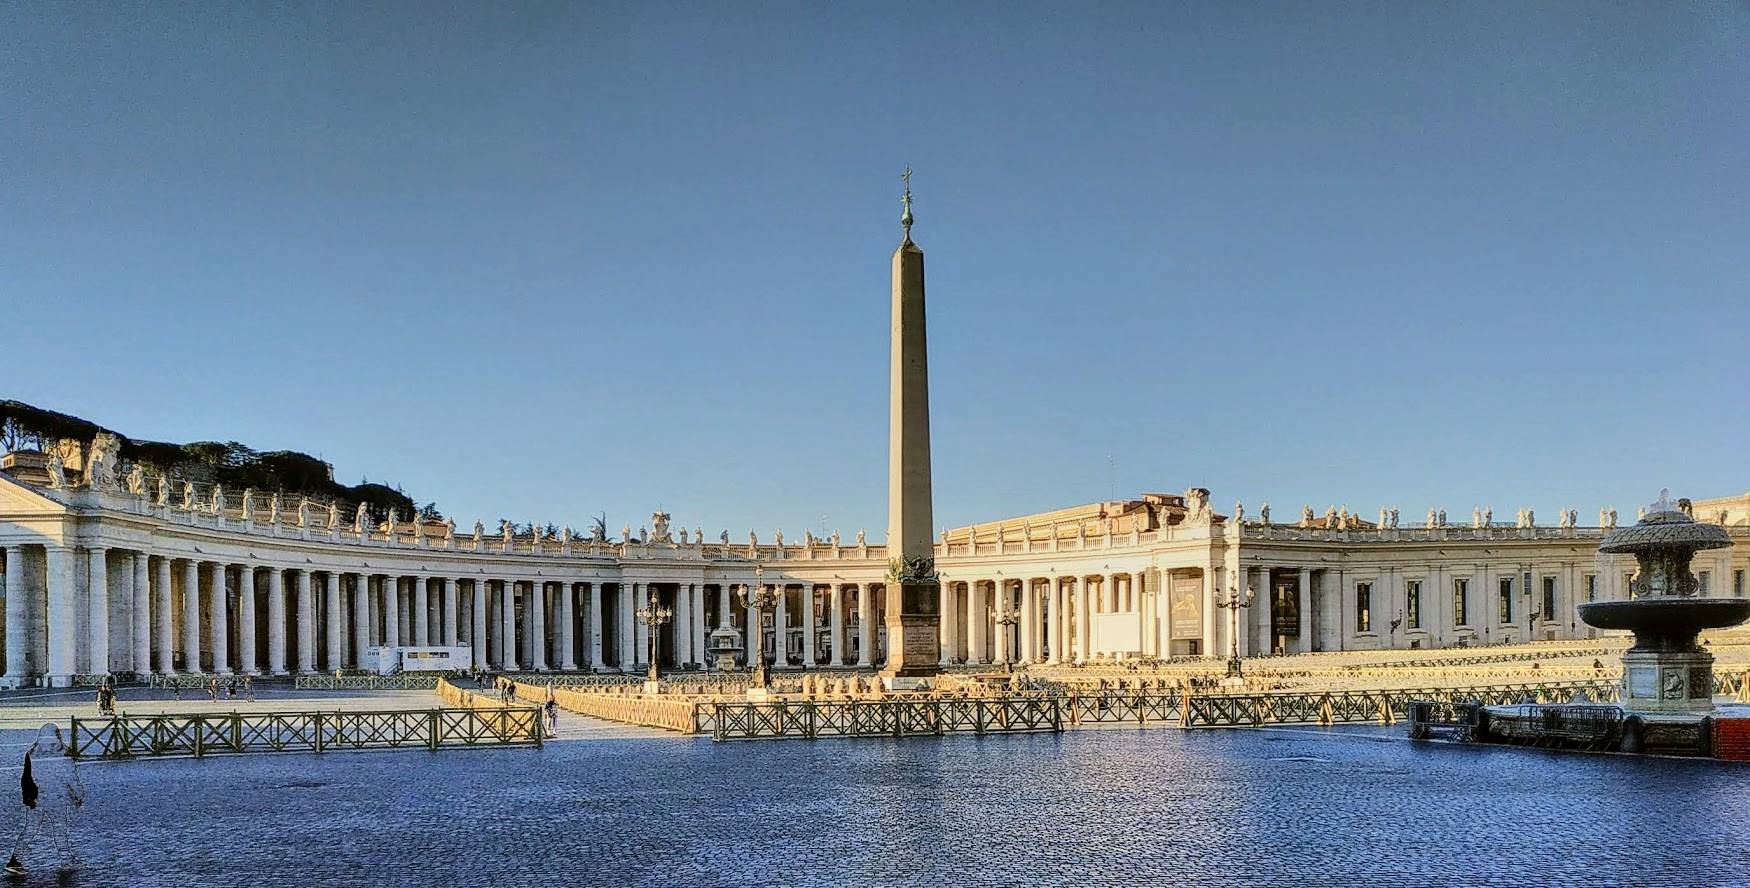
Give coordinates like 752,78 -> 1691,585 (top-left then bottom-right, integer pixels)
0,456 -> 1745,687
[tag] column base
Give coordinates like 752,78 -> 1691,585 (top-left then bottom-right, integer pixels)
47,674 -> 73,688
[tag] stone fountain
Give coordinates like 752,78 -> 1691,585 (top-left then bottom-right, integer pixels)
1413,490 -> 1747,756
1579,490 -> 1747,717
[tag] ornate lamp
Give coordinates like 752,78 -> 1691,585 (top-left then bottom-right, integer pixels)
635,589 -> 674,685
1213,582 -> 1255,678
736,564 -> 779,690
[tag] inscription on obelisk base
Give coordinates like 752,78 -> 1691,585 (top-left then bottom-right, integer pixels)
880,167 -> 941,691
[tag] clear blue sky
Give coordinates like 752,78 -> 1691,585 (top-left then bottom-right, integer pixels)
4,3 -> 1747,538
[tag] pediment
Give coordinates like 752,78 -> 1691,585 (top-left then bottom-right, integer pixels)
0,474 -> 68,515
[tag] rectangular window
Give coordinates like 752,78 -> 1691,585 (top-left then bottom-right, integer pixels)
1453,578 -> 1469,625
1585,574 -> 1597,602
1736,570 -> 1745,598
1541,576 -> 1556,621
1699,571 -> 1711,595
1406,580 -> 1422,629
1356,582 -> 1372,633
1498,577 -> 1513,623
1625,572 -> 1636,598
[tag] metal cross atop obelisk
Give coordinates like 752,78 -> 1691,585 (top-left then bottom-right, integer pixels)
882,166 -> 940,687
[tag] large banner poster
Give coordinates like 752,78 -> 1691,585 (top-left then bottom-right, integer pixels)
1170,576 -> 1202,640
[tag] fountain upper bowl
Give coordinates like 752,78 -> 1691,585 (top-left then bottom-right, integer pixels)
1578,597 -> 1750,633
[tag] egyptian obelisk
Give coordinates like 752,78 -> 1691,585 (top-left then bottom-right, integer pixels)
882,167 -> 941,687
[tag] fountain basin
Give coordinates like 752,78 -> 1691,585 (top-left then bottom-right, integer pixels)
1578,598 -> 1750,641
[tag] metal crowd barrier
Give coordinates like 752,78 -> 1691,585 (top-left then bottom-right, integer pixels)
68,706 -> 542,759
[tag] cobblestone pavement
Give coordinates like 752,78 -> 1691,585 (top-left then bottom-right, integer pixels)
1,713 -> 1748,886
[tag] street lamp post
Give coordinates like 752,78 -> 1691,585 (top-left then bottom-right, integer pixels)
635,589 -> 674,685
1213,582 -> 1255,678
995,600 -> 1019,674
737,564 -> 779,690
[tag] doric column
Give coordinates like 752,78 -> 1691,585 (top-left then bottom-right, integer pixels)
395,579 -> 411,648
296,570 -> 315,673
618,582 -> 635,669
632,584 -> 649,668
43,547 -> 75,684
690,583 -> 705,666
529,581 -> 548,670
87,547 -> 110,677
155,556 -> 175,674
1019,578 -> 1037,664
556,582 -> 575,669
382,576 -> 401,649
352,575 -> 370,668
207,561 -> 228,674
1297,567 -> 1313,653
771,584 -> 788,668
413,578 -> 430,646
967,581 -> 987,665
829,585 -> 845,667
181,558 -> 202,674
470,580 -> 487,669
717,583 -> 731,627
855,582 -> 872,668
798,585 -> 815,668
131,552 -> 151,676
440,578 -> 458,648
991,581 -> 1008,664
235,566 -> 257,675
324,572 -> 343,671
587,583 -> 604,671
1075,578 -> 1091,664
671,584 -> 690,668
267,567 -> 287,675
499,580 -> 516,669
937,581 -> 954,666
3,546 -> 26,681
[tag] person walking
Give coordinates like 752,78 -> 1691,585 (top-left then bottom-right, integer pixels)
543,697 -> 559,737
6,725 -> 84,875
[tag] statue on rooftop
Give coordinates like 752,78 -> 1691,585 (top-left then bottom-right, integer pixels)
156,475 -> 169,506
126,464 -> 145,496
86,433 -> 121,490
1300,505 -> 1314,528
775,528 -> 784,548
328,502 -> 340,529
241,488 -> 255,519
472,520 -> 484,544
679,527 -> 689,545
44,452 -> 66,489
297,497 -> 311,527
355,502 -> 369,533
1259,503 -> 1270,526
1483,506 -> 1492,526
182,481 -> 196,511
1390,507 -> 1400,528
1233,501 -> 1245,524
651,511 -> 672,543
720,529 -> 730,545
210,485 -> 225,515
830,530 -> 841,547
267,493 -> 280,525
856,529 -> 866,547
1323,506 -> 1337,528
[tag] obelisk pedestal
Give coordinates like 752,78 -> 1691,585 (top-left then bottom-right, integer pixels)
880,172 -> 941,690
